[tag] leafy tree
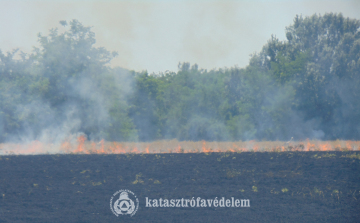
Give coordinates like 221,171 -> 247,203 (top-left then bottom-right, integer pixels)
258,13 -> 360,139
1,14 -> 360,142
0,20 -> 137,142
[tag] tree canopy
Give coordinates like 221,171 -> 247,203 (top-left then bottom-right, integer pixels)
1,13 -> 359,142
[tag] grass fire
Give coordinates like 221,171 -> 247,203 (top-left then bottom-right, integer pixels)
1,137 -> 359,155
1,8 -> 359,223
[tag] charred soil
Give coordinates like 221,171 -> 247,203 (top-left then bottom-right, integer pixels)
0,152 -> 359,222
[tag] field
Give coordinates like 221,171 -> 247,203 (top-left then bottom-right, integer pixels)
0,141 -> 359,222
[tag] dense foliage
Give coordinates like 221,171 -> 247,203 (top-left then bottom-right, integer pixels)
1,13 -> 359,142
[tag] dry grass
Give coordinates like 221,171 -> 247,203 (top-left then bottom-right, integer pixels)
1,139 -> 360,155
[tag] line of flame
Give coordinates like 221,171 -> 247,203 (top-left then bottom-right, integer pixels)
0,137 -> 359,155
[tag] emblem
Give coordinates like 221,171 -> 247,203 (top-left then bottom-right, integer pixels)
110,189 -> 139,217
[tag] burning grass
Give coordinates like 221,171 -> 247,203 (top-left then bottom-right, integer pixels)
0,136 -> 359,155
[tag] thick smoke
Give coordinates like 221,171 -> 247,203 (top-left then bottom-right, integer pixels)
2,69 -> 134,144
0,20 -> 136,145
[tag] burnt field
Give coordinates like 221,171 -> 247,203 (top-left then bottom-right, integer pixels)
0,151 -> 359,222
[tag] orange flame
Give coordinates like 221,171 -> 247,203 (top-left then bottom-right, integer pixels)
74,136 -> 88,154
306,139 -> 316,151
201,141 -> 214,153
1,138 -> 360,155
346,141 -> 352,150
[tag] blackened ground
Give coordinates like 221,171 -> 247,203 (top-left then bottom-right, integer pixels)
0,152 -> 359,223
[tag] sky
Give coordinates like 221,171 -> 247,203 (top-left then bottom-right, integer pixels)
1,0 -> 359,74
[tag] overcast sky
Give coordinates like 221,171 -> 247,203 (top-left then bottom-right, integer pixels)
1,0 -> 359,73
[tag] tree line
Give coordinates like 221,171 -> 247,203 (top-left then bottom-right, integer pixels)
0,13 -> 359,142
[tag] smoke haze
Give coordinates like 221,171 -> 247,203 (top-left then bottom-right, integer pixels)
1,0 -> 359,73
0,3 -> 360,148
